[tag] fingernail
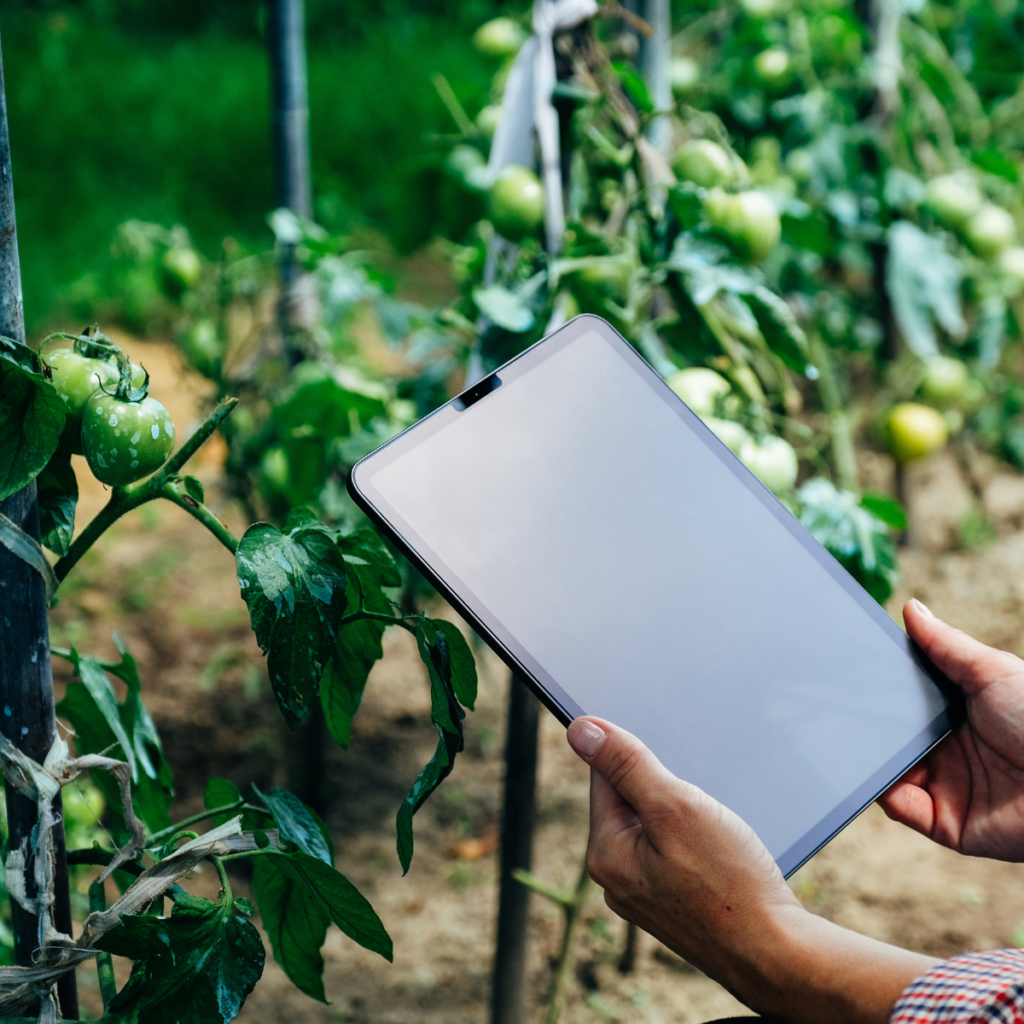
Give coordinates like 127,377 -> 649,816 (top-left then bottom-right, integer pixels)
567,720 -> 607,760
911,599 -> 934,618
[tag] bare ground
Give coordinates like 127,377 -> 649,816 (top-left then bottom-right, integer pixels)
47,337 -> 1024,1023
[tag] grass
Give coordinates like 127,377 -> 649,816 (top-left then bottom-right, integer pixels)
1,4 -> 513,333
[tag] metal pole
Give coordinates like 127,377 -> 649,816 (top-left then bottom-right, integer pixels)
268,0 -> 312,219
639,0 -> 671,156
491,676 -> 540,1024
0,35 -> 78,1020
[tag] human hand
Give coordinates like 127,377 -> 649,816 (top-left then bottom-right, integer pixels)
879,599 -> 1024,860
567,718 -> 935,1023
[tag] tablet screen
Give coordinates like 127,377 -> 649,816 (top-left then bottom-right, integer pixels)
356,317 -> 951,873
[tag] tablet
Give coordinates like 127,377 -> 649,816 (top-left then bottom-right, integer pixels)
348,314 -> 958,877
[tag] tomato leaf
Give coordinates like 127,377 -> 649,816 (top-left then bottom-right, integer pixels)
235,519 -> 348,729
204,778 -> 242,826
860,492 -> 907,530
611,60 -> 654,112
0,336 -> 66,501
54,637 -> 174,835
36,448 -> 78,557
322,529 -> 401,747
96,897 -> 264,1024
251,857 -> 330,1003
396,623 -> 465,873
253,784 -> 332,865
423,619 -> 477,711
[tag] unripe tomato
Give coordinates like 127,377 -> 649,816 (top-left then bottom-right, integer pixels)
885,403 -> 947,462
473,18 -> 526,58
705,188 -> 781,262
998,246 -> 1024,291
488,165 -> 544,241
753,47 -> 791,89
82,391 -> 175,486
44,348 -> 118,419
180,319 -> 222,378
924,173 -> 982,229
739,435 -> 798,493
703,416 -> 751,455
785,147 -> 814,183
161,246 -> 202,297
741,0 -> 788,18
919,355 -> 968,405
574,258 -> 631,296
446,144 -> 489,192
667,366 -> 732,416
477,104 -> 502,139
965,204 -> 1016,258
669,57 -> 700,95
261,446 -> 290,493
672,140 -> 734,189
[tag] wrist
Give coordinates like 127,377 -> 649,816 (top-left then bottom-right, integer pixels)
726,902 -> 938,1024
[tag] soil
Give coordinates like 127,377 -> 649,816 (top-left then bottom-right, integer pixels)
46,335 -> 1024,1023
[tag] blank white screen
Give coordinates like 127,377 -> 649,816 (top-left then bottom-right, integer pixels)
372,328 -> 946,858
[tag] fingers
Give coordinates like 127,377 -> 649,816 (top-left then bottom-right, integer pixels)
567,717 -> 680,819
877,778 -> 936,836
904,599 -> 1021,696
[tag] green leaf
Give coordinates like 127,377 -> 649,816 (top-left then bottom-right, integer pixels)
273,377 -> 387,442
253,784 -> 332,865
204,778 -> 242,827
860,492 -> 907,530
0,336 -> 66,500
183,475 -> 205,504
235,520 -> 348,730
54,638 -> 174,835
746,286 -> 809,373
611,60 -> 654,113
36,448 -> 78,557
251,857 -> 330,1003
472,284 -> 535,333
424,619 -> 477,711
97,897 -> 264,1024
322,529 -> 400,747
396,624 -> 465,873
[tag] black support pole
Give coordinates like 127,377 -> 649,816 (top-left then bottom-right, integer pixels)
268,0 -> 312,219
490,676 -> 540,1024
0,35 -> 78,1020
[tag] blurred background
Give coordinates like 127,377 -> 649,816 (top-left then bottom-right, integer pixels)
6,0 -> 1024,1020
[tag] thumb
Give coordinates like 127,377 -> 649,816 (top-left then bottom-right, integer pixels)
567,716 -> 679,821
904,599 -> 1022,696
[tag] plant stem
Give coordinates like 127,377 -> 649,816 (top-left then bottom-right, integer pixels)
339,609 -> 415,632
54,398 -> 239,581
212,857 -> 233,904
543,862 -> 591,1024
809,335 -> 860,493
88,880 -> 117,1011
145,800 -> 269,847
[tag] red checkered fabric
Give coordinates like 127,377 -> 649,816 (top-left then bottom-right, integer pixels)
892,950 -> 1024,1024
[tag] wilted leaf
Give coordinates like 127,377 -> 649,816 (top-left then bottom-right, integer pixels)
236,520 -> 348,729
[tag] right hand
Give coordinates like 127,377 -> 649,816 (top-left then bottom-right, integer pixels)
879,599 -> 1024,860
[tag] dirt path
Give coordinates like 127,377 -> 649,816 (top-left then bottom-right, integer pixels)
50,339 -> 1024,1023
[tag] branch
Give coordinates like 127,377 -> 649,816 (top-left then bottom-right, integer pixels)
54,398 -> 239,581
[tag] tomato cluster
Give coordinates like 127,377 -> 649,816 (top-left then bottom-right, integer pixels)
43,328 -> 176,486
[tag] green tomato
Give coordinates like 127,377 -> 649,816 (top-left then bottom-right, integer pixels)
161,245 -> 202,297
885,403 -> 947,463
740,0 -> 788,17
180,319 -> 222,377
261,446 -> 290,493
965,204 -> 1016,258
574,258 -> 631,296
44,348 -> 118,418
753,47 -> 791,89
705,188 -> 781,262
672,140 -> 734,188
488,165 -> 544,241
739,435 -> 798,493
785,147 -> 814,183
669,57 -> 700,95
702,416 -> 751,455
919,356 -> 969,405
82,391 -> 175,486
473,18 -> 526,58
667,367 -> 732,416
925,173 -> 982,229
446,144 -> 489,192
477,104 -> 503,139
999,246 -> 1024,295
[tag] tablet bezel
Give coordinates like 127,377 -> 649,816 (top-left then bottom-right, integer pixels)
348,313 -> 961,877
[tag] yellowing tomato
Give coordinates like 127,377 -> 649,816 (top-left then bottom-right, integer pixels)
886,403 -> 948,462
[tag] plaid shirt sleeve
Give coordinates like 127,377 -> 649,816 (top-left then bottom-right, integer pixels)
891,950 -> 1024,1024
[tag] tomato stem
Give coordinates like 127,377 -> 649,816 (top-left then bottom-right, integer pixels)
212,856 -> 233,904
145,800 -> 270,848
54,398 -> 240,582
338,609 -> 416,633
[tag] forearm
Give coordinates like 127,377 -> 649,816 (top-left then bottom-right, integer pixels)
725,905 -> 940,1024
